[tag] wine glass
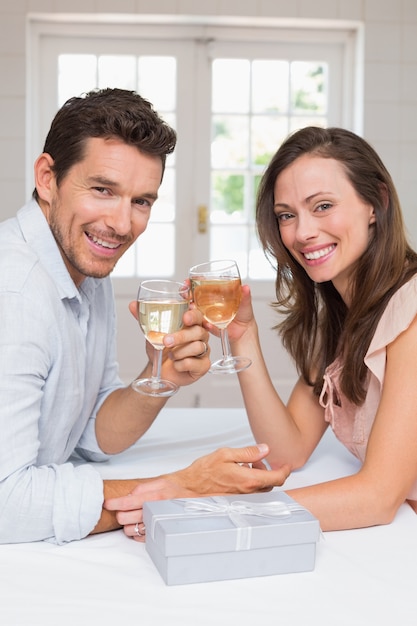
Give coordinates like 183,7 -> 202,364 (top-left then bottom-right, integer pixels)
131,279 -> 190,397
189,259 -> 251,374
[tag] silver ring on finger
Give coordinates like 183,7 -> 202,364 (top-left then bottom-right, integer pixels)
134,522 -> 146,536
196,340 -> 208,358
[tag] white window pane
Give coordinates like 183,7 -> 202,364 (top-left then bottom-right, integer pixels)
210,225 -> 248,277
211,172 -> 244,221
138,57 -> 176,111
58,54 -> 97,104
252,60 -> 289,113
135,223 -> 175,277
291,61 -> 328,115
251,116 -> 289,166
212,59 -> 250,113
211,115 -> 249,168
98,55 -> 137,90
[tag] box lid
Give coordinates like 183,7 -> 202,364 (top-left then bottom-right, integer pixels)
143,491 -> 320,557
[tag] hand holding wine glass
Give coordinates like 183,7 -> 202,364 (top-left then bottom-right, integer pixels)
189,259 -> 252,374
131,279 -> 190,397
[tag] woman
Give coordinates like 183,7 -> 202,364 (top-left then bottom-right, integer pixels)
228,126 -> 417,530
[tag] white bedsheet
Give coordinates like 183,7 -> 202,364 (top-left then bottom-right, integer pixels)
0,408 -> 415,626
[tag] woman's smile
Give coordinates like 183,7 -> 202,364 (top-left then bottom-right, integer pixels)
300,244 -> 336,263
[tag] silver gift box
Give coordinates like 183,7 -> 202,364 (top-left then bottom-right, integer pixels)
143,491 -> 320,585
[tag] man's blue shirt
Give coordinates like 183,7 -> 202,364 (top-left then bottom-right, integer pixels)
0,200 -> 124,543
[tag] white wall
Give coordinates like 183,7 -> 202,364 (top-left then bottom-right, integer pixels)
1,0 -> 417,407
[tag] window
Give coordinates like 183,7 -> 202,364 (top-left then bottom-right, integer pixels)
28,17 -> 361,284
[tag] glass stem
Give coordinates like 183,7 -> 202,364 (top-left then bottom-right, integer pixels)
220,328 -> 234,364
151,348 -> 163,388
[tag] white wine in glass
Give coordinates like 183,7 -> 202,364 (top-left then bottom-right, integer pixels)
189,259 -> 251,374
132,279 -> 190,396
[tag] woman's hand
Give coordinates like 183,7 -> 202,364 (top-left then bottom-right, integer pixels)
202,284 -> 257,344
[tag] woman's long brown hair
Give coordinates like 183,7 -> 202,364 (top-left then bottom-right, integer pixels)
256,127 -> 417,404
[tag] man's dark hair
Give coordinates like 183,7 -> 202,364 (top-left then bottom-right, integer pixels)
33,87 -> 177,199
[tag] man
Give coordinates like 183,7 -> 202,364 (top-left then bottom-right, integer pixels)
0,88 -> 289,545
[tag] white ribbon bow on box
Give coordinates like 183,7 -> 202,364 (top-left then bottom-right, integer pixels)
150,496 -> 305,551
183,497 -> 298,517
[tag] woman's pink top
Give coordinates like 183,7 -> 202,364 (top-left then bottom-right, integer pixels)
319,274 -> 417,500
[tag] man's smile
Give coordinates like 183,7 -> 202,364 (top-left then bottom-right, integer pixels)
85,231 -> 123,250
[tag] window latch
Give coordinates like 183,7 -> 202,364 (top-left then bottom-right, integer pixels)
198,204 -> 208,233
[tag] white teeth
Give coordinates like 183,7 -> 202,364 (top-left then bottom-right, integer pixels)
304,245 -> 334,260
90,234 -> 120,249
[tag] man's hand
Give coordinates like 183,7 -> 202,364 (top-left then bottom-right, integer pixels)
103,444 -> 291,541
130,301 -> 211,386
